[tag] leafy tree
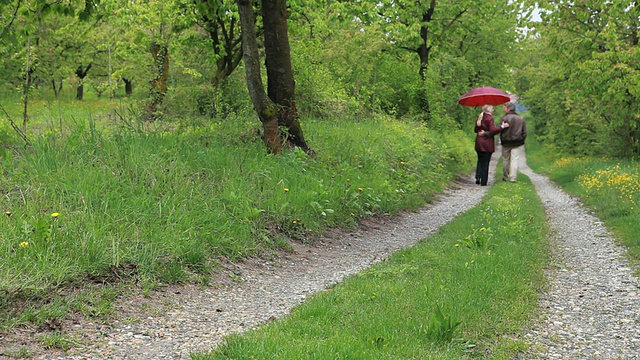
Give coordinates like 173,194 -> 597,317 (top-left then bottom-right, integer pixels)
328,0 -> 519,120
0,0 -> 105,102
517,0 -> 640,156
0,0 -> 91,135
93,0 -> 193,118
0,0 -> 22,42
334,1 -> 516,81
192,0 -> 244,88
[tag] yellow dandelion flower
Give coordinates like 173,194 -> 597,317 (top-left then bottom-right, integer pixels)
51,212 -> 60,218
5,211 -> 11,217
284,188 -> 289,193
19,241 -> 29,248
358,187 -> 364,191
454,244 -> 460,247
292,220 -> 297,224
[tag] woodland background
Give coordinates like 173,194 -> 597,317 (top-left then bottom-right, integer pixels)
0,0 -> 636,157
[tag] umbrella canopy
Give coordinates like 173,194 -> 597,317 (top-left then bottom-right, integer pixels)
457,86 -> 511,107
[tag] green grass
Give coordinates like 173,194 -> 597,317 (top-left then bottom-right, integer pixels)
526,135 -> 640,267
193,176 -> 549,359
0,98 -> 475,330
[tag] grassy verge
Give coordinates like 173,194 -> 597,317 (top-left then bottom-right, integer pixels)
193,176 -> 549,359
1,107 -> 474,335
526,136 -> 640,267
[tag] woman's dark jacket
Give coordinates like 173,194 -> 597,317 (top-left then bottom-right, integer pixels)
474,112 -> 503,153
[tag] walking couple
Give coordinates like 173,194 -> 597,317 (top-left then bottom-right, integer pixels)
474,101 -> 527,186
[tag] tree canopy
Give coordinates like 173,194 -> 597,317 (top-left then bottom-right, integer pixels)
515,1 -> 640,156
1,0 -> 638,157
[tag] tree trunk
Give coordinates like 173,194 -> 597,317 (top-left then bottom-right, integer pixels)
416,2 -> 437,114
237,0 -> 282,153
75,63 -> 92,101
76,83 -> 84,101
51,79 -> 63,98
145,42 -> 170,121
123,78 -> 133,96
23,37 -> 32,134
262,0 -> 309,151
417,43 -> 430,81
417,2 -> 436,81
236,0 -> 311,153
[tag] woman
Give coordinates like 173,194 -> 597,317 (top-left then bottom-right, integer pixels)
474,105 -> 508,186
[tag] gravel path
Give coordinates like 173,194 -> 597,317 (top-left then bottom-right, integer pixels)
520,164 -> 640,359
3,152 -> 640,359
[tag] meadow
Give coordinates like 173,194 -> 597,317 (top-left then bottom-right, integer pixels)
0,93 -> 473,334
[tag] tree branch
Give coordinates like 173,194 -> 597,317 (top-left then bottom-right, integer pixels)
0,0 -> 23,39
0,102 -> 31,147
433,9 -> 467,47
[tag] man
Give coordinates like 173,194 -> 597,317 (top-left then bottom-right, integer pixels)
499,102 -> 526,183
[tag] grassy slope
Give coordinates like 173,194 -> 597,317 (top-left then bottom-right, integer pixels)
1,101 -> 475,331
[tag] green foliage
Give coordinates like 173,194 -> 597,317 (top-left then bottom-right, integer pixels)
3,347 -> 32,359
0,119 -> 20,149
462,227 -> 493,250
163,73 -> 253,120
516,2 -> 640,157
1,0 -> 529,129
291,36 -> 356,119
425,306 -> 461,343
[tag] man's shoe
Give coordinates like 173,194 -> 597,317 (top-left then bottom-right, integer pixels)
476,178 -> 481,184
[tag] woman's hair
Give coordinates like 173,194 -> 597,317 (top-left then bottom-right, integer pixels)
477,105 -> 493,125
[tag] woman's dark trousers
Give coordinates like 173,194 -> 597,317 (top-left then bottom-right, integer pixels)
475,151 -> 493,186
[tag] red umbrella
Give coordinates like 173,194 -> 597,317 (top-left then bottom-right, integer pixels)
457,86 -> 511,107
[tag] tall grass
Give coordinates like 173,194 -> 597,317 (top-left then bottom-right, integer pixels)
193,177 -> 549,359
0,107 -> 474,326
